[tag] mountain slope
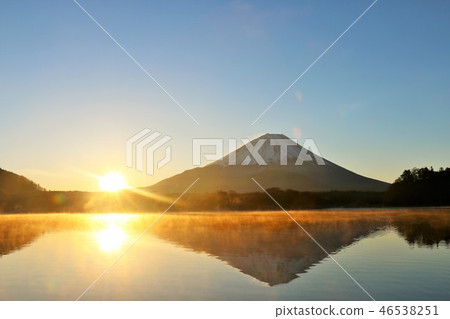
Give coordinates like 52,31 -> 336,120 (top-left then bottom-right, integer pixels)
147,133 -> 389,194
0,168 -> 44,195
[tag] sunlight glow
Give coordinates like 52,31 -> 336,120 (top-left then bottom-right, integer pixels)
98,172 -> 127,192
96,225 -> 127,252
128,187 -> 175,204
94,214 -> 136,252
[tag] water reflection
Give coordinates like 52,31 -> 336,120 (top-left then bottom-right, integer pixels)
96,225 -> 126,252
151,210 -> 450,285
93,214 -> 135,252
0,210 -> 449,287
153,212 -> 387,285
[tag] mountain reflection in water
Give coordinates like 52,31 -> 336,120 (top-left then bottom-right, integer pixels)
0,210 -> 449,286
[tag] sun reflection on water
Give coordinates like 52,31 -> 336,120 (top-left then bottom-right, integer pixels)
94,214 -> 136,252
96,225 -> 127,252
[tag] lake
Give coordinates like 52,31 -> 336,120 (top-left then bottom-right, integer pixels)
0,209 -> 449,301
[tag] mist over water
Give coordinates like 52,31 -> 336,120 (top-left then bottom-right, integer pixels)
0,209 -> 449,300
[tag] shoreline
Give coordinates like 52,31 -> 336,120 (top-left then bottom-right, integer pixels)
2,206 -> 450,215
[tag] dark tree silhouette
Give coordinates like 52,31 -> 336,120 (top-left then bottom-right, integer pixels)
385,167 -> 450,206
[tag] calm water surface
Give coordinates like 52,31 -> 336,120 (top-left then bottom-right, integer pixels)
0,209 -> 449,300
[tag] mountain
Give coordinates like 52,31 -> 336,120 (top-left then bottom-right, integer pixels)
147,133 -> 389,194
0,168 -> 44,195
0,168 -> 47,212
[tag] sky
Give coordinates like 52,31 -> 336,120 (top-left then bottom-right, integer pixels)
1,0 -> 449,191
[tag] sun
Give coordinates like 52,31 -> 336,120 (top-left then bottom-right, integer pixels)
98,172 -> 128,192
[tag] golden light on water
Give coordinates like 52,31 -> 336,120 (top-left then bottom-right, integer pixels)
94,214 -> 135,252
98,172 -> 128,192
96,225 -> 126,252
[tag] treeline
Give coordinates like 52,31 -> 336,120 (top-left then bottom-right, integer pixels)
384,167 -> 450,206
0,189 -> 385,213
175,190 -> 384,211
1,167 -> 449,213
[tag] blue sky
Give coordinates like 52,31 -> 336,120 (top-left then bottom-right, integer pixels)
1,0 -> 449,191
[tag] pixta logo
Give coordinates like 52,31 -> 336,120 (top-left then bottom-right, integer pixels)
192,138 -> 325,166
126,129 -> 172,176
126,131 -> 325,176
